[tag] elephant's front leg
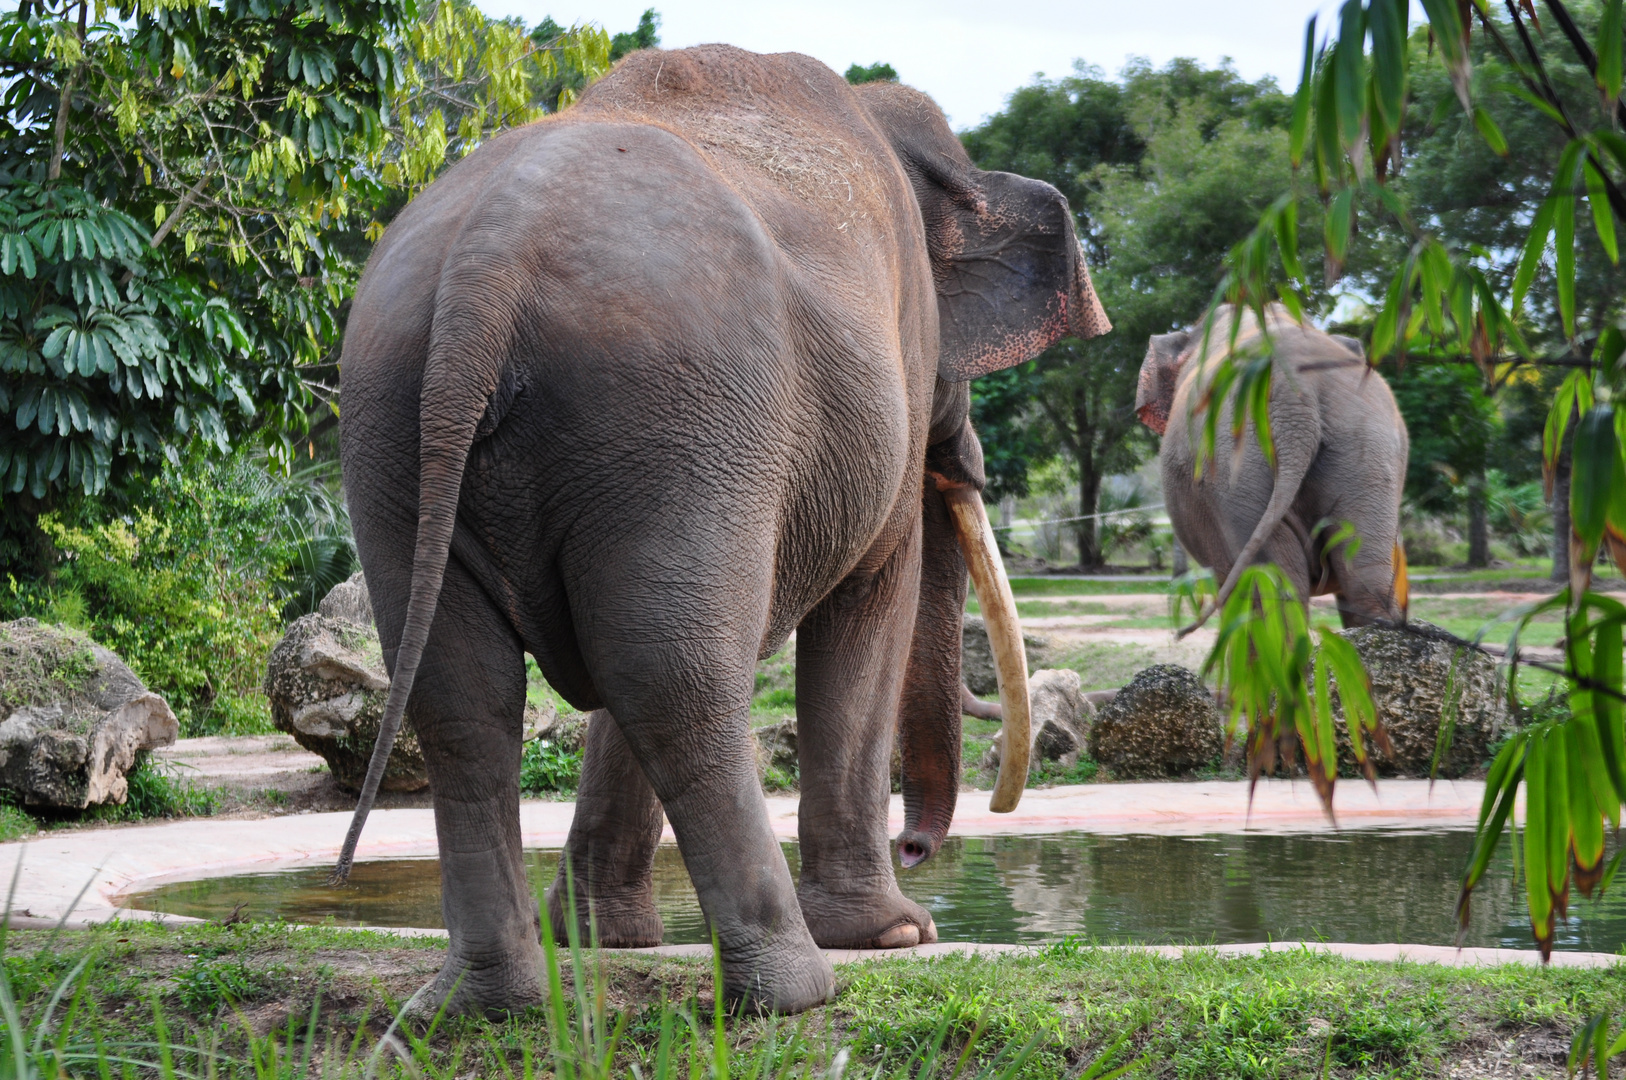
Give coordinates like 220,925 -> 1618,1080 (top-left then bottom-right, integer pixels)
795,508 -> 940,949
546,709 -> 665,947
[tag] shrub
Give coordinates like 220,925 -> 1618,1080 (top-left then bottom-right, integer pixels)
520,738 -> 582,795
1,452 -> 335,736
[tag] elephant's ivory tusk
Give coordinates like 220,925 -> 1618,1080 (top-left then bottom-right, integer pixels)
941,484 -> 1030,813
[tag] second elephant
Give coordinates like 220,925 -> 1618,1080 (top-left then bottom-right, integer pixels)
1136,304 -> 1409,626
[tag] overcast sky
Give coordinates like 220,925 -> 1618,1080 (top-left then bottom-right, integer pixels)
481,0 -> 1344,129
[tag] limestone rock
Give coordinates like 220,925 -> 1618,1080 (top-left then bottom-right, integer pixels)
981,668 -> 1095,773
318,570 -> 374,629
265,585 -> 427,792
962,614 -> 1050,696
753,718 -> 799,784
0,619 -> 177,808
1088,664 -> 1223,778
534,708 -> 588,755
1332,621 -> 1509,778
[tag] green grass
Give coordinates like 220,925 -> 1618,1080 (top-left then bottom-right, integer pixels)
5,919 -> 1623,1078
1049,642 -> 1160,691
1006,577 -> 1171,596
0,801 -> 35,841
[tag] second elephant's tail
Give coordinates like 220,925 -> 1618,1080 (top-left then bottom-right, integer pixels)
1177,437 -> 1316,640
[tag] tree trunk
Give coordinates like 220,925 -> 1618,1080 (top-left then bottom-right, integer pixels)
1553,436 -> 1572,584
1466,473 -> 1489,568
1075,469 -> 1102,569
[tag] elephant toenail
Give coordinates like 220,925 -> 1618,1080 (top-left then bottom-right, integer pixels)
874,922 -> 921,949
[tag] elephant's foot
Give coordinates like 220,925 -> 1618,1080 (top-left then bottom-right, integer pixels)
719,938 -> 836,1014
408,947 -> 546,1021
796,883 -> 938,950
545,880 -> 664,948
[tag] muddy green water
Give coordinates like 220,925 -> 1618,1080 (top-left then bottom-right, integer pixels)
127,830 -> 1624,952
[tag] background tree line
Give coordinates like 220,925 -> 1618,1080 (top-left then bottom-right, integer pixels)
958,20 -> 1604,574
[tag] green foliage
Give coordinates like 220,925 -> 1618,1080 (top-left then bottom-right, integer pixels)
2,453 -> 305,736
1194,0 -> 1626,964
844,61 -> 898,84
1179,562 -> 1380,806
84,754 -> 218,822
609,9 -> 659,61
519,738 -> 582,795
963,59 -> 1304,566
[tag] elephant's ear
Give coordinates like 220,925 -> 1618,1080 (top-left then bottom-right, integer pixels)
927,170 -> 1111,382
1136,331 -> 1192,437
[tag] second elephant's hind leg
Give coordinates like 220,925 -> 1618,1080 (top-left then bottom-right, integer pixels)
547,709 -> 665,947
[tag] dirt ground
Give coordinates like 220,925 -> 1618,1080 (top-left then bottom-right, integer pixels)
152,735 -> 434,817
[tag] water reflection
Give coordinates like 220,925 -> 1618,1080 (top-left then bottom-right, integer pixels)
127,829 -> 1624,952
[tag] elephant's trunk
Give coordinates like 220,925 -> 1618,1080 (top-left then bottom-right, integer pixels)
941,485 -> 1030,813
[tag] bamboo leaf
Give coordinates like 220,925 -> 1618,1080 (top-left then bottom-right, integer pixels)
1290,17 -> 1319,167
1573,405 -> 1617,551
1334,0 -> 1367,148
1523,732 -> 1555,951
1585,159 -> 1620,264
1370,0 -> 1407,130
1472,106 -> 1509,156
1566,722 -> 1605,898
1600,0 -> 1624,101
1556,163 -> 1579,338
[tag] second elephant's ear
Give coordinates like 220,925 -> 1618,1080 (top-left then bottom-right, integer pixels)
926,170 -> 1111,382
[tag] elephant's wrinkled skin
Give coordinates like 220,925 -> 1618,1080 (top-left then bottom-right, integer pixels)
1136,305 -> 1408,626
337,45 -> 1109,1017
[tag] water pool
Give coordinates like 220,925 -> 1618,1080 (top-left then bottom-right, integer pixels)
126,829 -> 1621,952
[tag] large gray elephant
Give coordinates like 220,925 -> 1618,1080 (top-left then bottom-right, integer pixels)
1136,304 -> 1408,627
332,45 -> 1110,1017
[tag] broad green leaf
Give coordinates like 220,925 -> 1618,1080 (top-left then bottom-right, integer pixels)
1419,0 -> 1472,109
1370,0 -> 1407,130
1523,731 -> 1554,946
1334,0 -> 1366,148
1566,723 -> 1606,895
1325,185 -> 1356,269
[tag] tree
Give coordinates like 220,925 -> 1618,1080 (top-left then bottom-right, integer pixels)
1382,362 -> 1501,565
0,0 -> 612,577
963,60 -> 1307,566
1338,12 -> 1623,567
844,61 -> 897,84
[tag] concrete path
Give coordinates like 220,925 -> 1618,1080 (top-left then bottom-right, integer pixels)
6,778 -> 1490,929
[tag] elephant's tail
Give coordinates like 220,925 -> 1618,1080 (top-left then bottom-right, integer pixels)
1176,438 -> 1315,641
329,291 -> 514,885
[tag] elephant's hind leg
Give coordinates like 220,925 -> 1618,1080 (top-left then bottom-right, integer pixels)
546,709 -> 665,947
373,555 -> 540,1018
567,562 -> 834,1013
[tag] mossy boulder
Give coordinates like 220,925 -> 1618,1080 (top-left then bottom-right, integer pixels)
0,618 -> 177,808
264,575 -> 428,793
1088,664 -> 1223,778
1331,620 -> 1510,778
